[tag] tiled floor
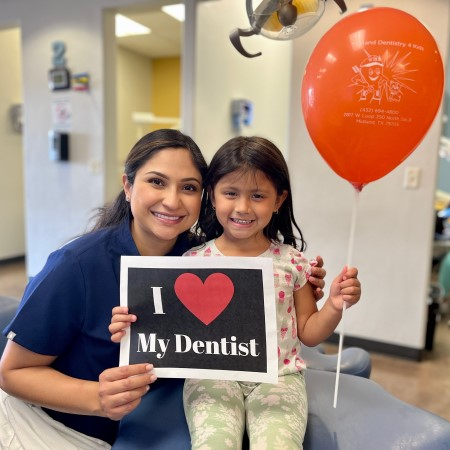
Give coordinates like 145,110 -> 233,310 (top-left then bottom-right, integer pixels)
1,257 -> 449,422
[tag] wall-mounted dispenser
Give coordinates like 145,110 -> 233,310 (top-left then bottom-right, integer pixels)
231,99 -> 253,131
48,130 -> 69,161
10,104 -> 23,133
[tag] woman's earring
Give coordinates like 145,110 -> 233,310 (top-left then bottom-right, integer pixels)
274,210 -> 279,215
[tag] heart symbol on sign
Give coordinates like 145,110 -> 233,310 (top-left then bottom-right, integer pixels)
174,273 -> 234,325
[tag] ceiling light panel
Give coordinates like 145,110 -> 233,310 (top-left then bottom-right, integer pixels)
115,14 -> 151,37
161,4 -> 185,22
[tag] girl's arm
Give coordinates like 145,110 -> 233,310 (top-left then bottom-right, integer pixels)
295,266 -> 361,347
0,340 -> 155,421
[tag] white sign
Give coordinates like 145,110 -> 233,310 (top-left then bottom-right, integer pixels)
120,256 -> 278,383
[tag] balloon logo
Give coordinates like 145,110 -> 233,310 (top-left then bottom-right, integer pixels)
301,7 -> 445,191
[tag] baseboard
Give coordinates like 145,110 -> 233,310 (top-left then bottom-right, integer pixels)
0,255 -> 25,266
326,333 -> 423,362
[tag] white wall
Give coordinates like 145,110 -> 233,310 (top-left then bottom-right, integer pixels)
0,27 -> 24,260
287,0 -> 449,351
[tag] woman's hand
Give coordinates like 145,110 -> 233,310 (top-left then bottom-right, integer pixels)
103,307 -> 158,420
104,307 -> 158,420
309,255 -> 326,301
98,363 -> 157,421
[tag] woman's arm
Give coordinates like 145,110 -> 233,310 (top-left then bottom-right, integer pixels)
0,340 -> 155,421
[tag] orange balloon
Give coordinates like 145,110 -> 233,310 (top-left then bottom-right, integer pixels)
301,7 -> 444,191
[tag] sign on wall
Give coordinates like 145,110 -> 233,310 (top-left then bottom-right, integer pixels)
120,256 -> 278,383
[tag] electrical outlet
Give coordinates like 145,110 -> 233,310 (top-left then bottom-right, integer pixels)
403,166 -> 420,189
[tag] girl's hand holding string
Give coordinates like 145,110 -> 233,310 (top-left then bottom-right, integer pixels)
328,266 -> 361,311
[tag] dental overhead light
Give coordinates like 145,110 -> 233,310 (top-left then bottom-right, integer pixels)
230,0 -> 347,58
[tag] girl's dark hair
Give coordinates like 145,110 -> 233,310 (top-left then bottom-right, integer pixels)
196,136 -> 306,251
90,129 -> 207,238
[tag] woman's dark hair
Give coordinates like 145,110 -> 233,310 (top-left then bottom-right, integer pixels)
196,136 -> 306,251
90,129 -> 207,238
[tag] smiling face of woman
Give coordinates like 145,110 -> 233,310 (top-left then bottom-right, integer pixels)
123,147 -> 203,256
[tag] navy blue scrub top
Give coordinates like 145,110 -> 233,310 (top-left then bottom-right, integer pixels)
3,219 -> 192,445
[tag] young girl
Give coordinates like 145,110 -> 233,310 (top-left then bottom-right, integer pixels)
110,136 -> 360,449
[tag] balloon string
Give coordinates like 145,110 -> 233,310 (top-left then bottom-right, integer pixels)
333,187 -> 360,409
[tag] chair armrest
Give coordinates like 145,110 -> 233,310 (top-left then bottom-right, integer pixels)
304,369 -> 450,449
302,345 -> 372,378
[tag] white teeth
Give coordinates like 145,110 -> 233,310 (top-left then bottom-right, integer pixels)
154,212 -> 181,221
232,218 -> 252,224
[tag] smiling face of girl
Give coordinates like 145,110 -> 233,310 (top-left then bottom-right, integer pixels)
123,147 -> 203,256
210,168 -> 287,256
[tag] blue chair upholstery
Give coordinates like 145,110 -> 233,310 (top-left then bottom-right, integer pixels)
301,344 -> 372,378
303,369 -> 450,449
0,296 -> 19,353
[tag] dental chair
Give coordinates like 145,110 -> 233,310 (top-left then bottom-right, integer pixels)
1,296 -> 449,449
